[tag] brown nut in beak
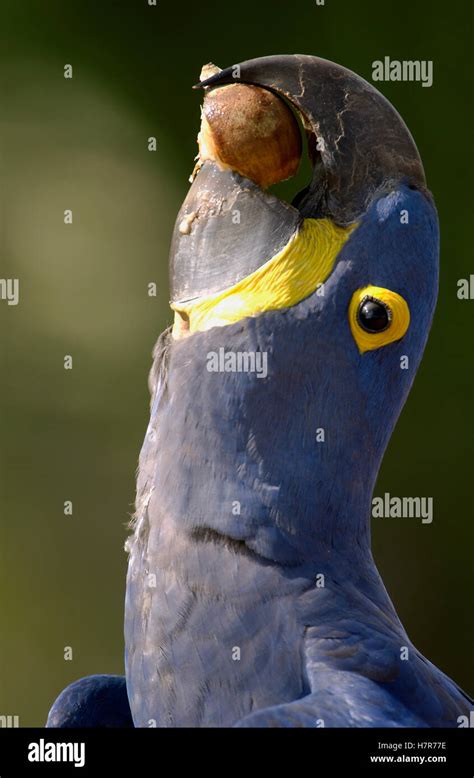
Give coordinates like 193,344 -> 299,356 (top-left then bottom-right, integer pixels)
198,83 -> 302,189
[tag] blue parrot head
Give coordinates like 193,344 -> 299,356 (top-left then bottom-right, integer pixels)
157,55 -> 439,565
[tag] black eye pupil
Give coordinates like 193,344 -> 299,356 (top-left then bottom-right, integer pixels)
357,297 -> 391,333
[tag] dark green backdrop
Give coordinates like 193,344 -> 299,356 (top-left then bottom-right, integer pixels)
1,0 -> 472,726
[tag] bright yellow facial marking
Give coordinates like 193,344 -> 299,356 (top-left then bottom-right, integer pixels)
172,218 -> 357,334
349,285 -> 410,354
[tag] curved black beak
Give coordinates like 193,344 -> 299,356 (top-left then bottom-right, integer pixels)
195,54 -> 427,225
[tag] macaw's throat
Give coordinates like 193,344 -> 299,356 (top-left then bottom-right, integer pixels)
144,320 -> 379,568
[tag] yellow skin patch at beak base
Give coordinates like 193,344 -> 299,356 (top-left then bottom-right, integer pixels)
172,218 -> 357,334
349,285 -> 410,353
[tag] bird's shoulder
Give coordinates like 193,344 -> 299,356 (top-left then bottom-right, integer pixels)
303,623 -> 471,727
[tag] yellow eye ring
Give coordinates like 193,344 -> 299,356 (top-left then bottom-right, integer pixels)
349,285 -> 410,353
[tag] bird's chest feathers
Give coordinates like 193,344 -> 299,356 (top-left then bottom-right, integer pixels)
126,521 -> 307,727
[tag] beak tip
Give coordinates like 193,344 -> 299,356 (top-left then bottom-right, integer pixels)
193,74 -> 222,89
194,64 -> 226,90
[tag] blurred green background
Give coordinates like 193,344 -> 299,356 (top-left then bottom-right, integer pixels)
1,0 -> 472,726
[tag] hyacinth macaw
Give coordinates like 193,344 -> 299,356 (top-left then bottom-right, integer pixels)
47,55 -> 472,728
